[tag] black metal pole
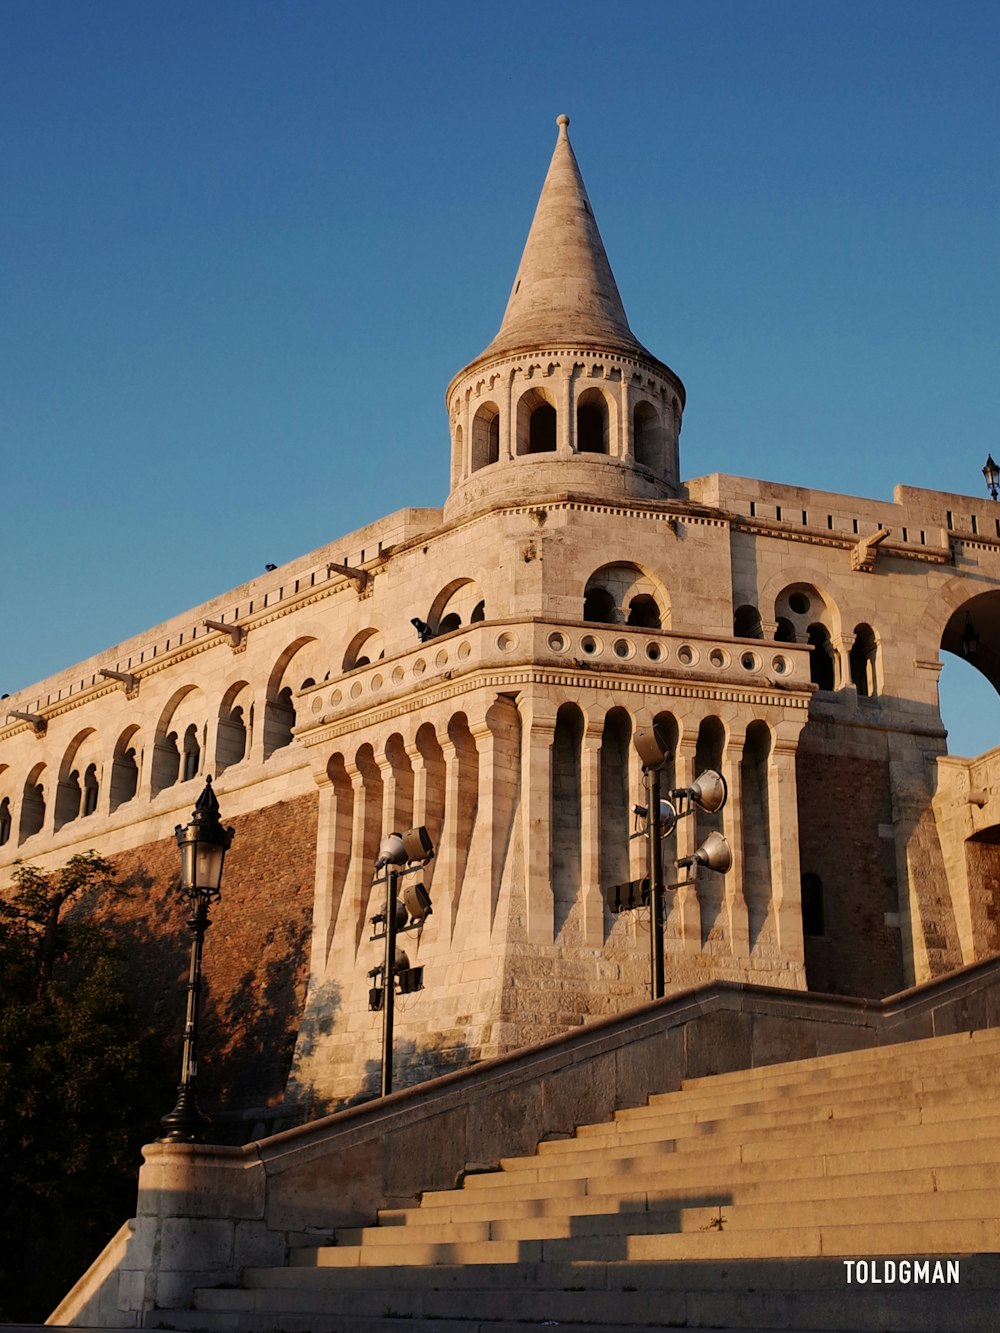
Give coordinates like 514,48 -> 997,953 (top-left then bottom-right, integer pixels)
381,867 -> 398,1097
160,895 -> 212,1142
646,765 -> 666,1001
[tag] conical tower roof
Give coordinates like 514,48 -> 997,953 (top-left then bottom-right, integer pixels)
475,115 -> 653,363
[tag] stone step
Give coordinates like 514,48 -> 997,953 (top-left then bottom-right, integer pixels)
413,1127 -> 1000,1213
292,1215 -> 999,1268
377,1160 -> 1000,1229
538,1080 -> 995,1155
582,1064 -> 999,1132
338,1183 -> 997,1250
676,1029 -> 1000,1093
462,1115 -> 1000,1190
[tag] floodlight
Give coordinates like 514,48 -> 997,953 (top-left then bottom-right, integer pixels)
679,830 -> 732,874
397,966 -> 424,995
401,825 -> 435,863
394,899 -> 408,931
633,799 -> 677,837
401,880 -> 432,924
604,877 -> 650,914
369,987 -> 384,1012
688,770 -> 728,814
633,724 -> 671,769
394,946 -> 411,971
375,833 -> 407,869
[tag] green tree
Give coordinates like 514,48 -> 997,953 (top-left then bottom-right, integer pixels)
0,852 -> 173,1321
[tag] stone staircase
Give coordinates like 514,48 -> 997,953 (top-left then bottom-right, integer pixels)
148,1028 -> 1000,1332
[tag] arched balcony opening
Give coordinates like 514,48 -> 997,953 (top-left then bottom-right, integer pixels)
0,797 -> 11,847
626,594 -> 661,629
19,767 -> 46,844
82,763 -> 99,816
734,605 -> 763,639
849,623 -> 878,698
110,727 -> 141,812
181,723 -> 202,783
807,624 -> 836,691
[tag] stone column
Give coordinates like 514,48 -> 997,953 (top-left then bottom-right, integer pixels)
768,737 -> 805,966
502,368 -> 515,461
580,724 -> 604,948
519,697 -> 558,943
620,372 -> 634,461
342,758 -> 374,962
558,368 -> 573,455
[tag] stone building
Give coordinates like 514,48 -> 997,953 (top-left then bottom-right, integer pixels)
2,116 -> 998,1113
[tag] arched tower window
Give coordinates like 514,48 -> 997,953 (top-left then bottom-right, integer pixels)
110,728 -> 141,811
0,797 -> 11,847
471,403 -> 501,471
516,389 -> 557,455
850,624 -> 878,698
576,388 -> 609,454
633,401 -> 662,470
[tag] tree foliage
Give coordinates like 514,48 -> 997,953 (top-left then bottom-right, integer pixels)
0,852 -> 173,1321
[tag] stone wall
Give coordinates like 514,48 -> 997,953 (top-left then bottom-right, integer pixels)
93,792 -> 317,1131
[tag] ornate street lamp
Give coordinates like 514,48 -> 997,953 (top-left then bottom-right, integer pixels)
961,613 -> 980,661
983,455 -> 1000,502
159,777 -> 234,1142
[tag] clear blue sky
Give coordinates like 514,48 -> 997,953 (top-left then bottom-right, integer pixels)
2,0 -> 997,752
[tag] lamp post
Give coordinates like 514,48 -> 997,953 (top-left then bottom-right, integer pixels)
159,776 -> 234,1143
633,726 -> 672,1000
983,455 -> 999,502
611,728 -> 732,1001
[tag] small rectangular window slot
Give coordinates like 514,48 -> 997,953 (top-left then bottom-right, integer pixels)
971,515 -> 978,535
852,518 -> 859,534
902,527 -> 908,543
827,515 -> 833,529
802,510 -> 808,524
920,530 -> 926,545
947,511 -> 953,530
775,505 -> 782,521
749,501 -> 756,517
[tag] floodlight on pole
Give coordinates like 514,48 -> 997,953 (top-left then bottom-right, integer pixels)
678,829 -> 734,875
367,825 -> 435,1095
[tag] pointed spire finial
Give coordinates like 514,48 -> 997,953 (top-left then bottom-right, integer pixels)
473,115 -> 651,363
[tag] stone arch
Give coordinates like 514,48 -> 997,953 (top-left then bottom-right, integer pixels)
633,398 -> 665,470
583,562 -> 668,629
471,401 -> 501,471
110,724 -> 141,811
265,638 -> 327,758
427,578 -> 487,635
576,385 -> 610,455
152,684 -> 206,795
515,386 -> 557,455
939,587 -> 1000,694
217,680 -> 253,772
19,762 -> 46,843
772,580 -> 839,689
342,628 -> 385,673
55,728 -> 100,830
